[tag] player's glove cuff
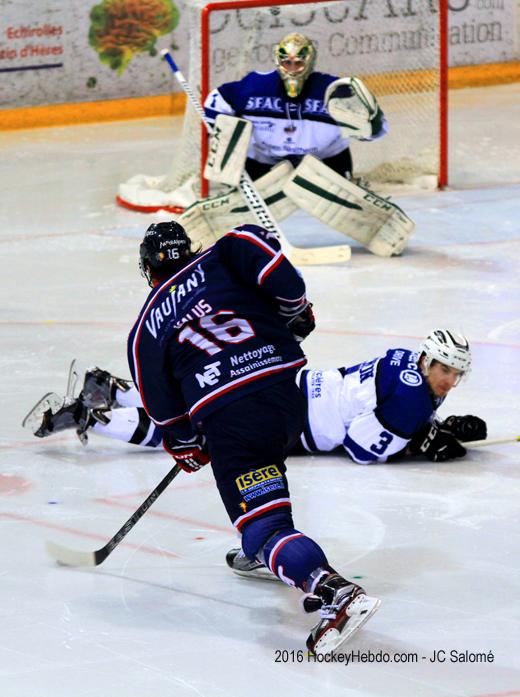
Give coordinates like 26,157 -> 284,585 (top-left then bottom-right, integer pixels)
287,302 -> 315,342
163,433 -> 210,473
408,423 -> 466,463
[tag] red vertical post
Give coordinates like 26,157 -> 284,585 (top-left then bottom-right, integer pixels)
200,6 -> 211,198
439,0 -> 449,188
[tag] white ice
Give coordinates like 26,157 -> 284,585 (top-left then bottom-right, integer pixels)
0,83 -> 519,697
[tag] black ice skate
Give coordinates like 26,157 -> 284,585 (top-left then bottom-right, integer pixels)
306,572 -> 380,656
23,393 -> 109,445
225,548 -> 278,581
22,393 -> 64,435
80,367 -> 132,410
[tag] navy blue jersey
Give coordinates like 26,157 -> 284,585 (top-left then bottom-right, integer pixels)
128,224 -> 308,436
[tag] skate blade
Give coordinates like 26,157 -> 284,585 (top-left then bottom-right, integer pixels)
64,358 -> 79,404
22,393 -> 63,434
231,566 -> 279,582
312,595 -> 381,656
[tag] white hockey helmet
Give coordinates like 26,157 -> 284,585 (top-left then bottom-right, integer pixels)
419,329 -> 472,375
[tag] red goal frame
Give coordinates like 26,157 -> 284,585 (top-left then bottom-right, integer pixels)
198,0 -> 449,195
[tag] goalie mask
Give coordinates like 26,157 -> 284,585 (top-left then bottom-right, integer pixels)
139,221 -> 193,287
419,329 -> 472,380
274,33 -> 316,98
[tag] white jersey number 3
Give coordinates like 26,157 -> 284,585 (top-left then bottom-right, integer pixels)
370,430 -> 394,455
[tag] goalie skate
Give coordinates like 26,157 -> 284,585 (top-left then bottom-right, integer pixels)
226,548 -> 277,581
306,574 -> 380,656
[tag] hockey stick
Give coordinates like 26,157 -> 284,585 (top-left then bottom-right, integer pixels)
465,435 -> 520,449
160,49 -> 351,267
46,464 -> 183,567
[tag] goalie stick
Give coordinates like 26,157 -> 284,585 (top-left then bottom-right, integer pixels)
46,464 -> 182,567
160,49 -> 351,267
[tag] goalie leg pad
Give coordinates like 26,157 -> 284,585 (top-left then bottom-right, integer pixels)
178,160 -> 297,249
203,114 -> 253,187
284,155 -> 415,257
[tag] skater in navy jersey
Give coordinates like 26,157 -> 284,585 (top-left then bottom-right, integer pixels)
128,220 -> 380,654
38,219 -> 376,655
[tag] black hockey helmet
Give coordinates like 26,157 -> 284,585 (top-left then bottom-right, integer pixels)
139,221 -> 193,287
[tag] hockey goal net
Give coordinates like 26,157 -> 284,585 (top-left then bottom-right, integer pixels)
118,0 -> 447,213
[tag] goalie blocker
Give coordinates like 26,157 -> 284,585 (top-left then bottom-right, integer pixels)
203,114 -> 253,188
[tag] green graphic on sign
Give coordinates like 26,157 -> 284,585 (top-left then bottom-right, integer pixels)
89,0 -> 179,73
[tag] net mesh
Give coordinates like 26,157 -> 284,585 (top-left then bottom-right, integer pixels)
118,0 -> 445,210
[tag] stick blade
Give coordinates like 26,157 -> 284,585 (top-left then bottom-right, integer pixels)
288,243 -> 351,266
46,540 -> 99,567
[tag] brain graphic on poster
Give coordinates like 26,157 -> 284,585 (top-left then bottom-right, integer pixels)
89,0 -> 179,73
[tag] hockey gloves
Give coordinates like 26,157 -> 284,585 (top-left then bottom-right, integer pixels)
442,415 -> 487,442
409,423 -> 466,463
163,433 -> 210,473
287,303 -> 316,342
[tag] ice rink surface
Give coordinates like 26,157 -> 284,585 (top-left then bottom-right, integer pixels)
0,83 -> 519,697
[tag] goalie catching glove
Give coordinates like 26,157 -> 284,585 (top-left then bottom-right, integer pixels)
408,423 -> 466,463
163,432 -> 210,473
325,77 -> 385,139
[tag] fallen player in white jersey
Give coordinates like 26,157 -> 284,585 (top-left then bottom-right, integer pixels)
25,328 -> 486,464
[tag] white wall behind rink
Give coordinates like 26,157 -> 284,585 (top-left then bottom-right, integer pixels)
0,0 -> 518,110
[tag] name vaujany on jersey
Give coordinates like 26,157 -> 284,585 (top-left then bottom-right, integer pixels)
143,263 -> 210,338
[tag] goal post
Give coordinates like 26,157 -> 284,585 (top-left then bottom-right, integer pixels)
117,0 -> 448,213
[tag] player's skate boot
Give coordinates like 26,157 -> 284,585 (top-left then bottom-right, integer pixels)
80,367 -> 132,410
225,548 -> 277,581
31,397 -> 109,445
305,571 -> 380,656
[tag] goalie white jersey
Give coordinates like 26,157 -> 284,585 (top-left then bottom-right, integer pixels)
298,348 -> 443,464
204,70 -> 387,166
